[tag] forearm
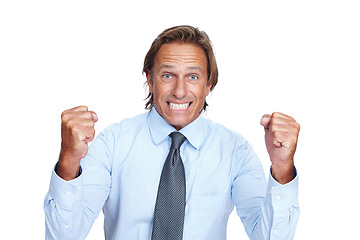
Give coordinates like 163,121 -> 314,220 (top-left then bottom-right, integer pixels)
234,169 -> 299,240
253,172 -> 299,240
44,168 -> 89,240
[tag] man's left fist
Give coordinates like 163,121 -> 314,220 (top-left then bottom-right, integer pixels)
260,112 -> 300,184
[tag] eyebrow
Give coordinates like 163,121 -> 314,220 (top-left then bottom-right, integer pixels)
158,64 -> 202,72
187,66 -> 202,71
158,64 -> 174,70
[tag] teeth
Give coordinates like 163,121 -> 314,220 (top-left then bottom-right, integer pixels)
169,102 -> 190,110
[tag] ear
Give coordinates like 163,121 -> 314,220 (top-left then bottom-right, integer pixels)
146,70 -> 154,93
205,84 -> 212,96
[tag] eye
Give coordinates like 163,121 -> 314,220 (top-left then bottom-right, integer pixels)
189,75 -> 198,81
163,74 -> 172,79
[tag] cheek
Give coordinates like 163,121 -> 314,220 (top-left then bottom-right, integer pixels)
197,85 -> 210,99
152,83 -> 169,102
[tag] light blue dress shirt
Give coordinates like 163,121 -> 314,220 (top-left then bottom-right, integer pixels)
44,109 -> 299,240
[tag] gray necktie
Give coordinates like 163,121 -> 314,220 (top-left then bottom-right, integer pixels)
152,132 -> 187,240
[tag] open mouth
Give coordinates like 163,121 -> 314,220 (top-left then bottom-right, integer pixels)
168,102 -> 191,110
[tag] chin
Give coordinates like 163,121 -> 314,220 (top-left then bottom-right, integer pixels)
168,114 -> 199,130
168,119 -> 188,130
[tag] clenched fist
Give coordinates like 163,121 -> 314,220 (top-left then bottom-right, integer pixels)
260,112 -> 300,184
56,106 -> 98,180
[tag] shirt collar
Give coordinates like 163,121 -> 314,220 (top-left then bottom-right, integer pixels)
148,109 -> 206,150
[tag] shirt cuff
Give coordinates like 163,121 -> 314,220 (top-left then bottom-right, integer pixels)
265,168 -> 299,211
48,165 -> 83,211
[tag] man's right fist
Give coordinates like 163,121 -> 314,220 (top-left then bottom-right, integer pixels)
56,106 -> 98,180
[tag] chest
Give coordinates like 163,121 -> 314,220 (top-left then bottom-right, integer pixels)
108,140 -> 235,213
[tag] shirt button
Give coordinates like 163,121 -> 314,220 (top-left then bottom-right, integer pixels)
77,186 -> 82,191
64,225 -> 69,229
65,191 -> 72,196
275,195 -> 281,200
274,229 -> 279,234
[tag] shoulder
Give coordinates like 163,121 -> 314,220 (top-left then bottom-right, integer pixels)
201,118 -> 261,174
101,112 -> 149,137
202,118 -> 257,161
98,112 -> 149,141
204,118 -> 248,146
91,112 -> 150,150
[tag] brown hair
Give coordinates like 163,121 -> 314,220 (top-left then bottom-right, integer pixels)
143,25 -> 218,111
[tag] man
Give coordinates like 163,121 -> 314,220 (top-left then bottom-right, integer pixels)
44,25 -> 300,240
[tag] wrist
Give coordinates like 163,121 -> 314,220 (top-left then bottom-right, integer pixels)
271,164 -> 295,184
56,151 -> 82,181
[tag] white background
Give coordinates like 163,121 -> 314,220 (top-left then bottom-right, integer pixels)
1,1 -> 359,239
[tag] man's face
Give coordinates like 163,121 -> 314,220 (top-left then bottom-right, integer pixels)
147,42 -> 212,130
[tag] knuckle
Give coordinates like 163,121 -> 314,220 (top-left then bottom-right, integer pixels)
289,121 -> 300,134
61,107 -> 72,116
84,111 -> 93,119
61,111 -> 71,122
71,123 -> 81,133
78,105 -> 88,111
272,112 -> 279,117
83,118 -> 95,127
65,118 -> 76,128
72,105 -> 88,112
270,123 -> 281,132
76,111 -> 92,120
70,124 -> 81,136
272,112 -> 283,118
70,124 -> 86,138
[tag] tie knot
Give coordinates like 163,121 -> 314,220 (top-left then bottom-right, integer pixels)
169,132 -> 186,150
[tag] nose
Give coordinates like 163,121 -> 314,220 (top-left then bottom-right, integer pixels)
172,78 -> 187,99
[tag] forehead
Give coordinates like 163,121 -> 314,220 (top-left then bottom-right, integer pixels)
154,43 -> 207,70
